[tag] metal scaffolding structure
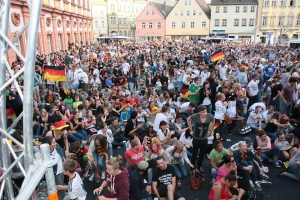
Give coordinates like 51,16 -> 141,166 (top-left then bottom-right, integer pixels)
0,0 -> 57,199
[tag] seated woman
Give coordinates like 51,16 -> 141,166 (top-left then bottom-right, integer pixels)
208,170 -> 238,200
179,129 -> 193,158
274,132 -> 298,160
166,140 -> 194,180
142,128 -> 156,152
144,139 -> 170,182
88,134 -> 110,182
69,111 -> 89,143
84,109 -> 98,135
277,149 -> 300,182
255,130 -> 281,168
39,109 -> 49,136
234,141 -> 266,191
93,155 -> 130,200
58,104 -> 72,122
97,123 -> 114,156
157,120 -> 177,149
264,112 -> 288,141
217,154 -> 249,200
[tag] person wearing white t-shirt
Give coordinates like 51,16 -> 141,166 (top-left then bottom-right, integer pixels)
153,106 -> 168,132
217,62 -> 228,79
89,74 -> 101,90
121,59 -> 130,75
80,70 -> 89,93
246,74 -> 259,110
56,159 -> 87,200
175,102 -> 197,122
200,68 -> 210,84
246,106 -> 264,130
136,105 -> 149,130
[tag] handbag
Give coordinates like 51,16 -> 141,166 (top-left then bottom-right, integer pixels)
224,114 -> 232,124
188,170 -> 204,191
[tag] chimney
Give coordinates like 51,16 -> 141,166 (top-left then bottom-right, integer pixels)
164,1 -> 166,10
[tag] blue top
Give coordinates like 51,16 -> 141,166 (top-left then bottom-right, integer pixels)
264,65 -> 276,77
105,78 -> 113,87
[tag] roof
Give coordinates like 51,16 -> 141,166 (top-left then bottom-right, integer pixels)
211,0 -> 258,5
151,0 -> 177,6
150,1 -> 173,18
196,0 -> 211,19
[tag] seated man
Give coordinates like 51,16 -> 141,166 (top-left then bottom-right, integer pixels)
152,156 -> 185,200
209,140 -> 229,184
175,102 -> 197,122
226,105 -> 245,134
246,106 -> 265,130
109,117 -> 128,147
136,104 -> 149,130
125,138 -> 144,171
129,161 -> 152,200
120,105 -> 133,125
262,105 -> 275,124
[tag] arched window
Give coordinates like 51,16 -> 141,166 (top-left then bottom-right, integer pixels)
128,31 -> 131,37
124,31 -> 127,36
119,31 -> 122,36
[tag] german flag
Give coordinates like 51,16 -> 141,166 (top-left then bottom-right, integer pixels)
211,50 -> 225,62
241,63 -> 249,70
6,107 -> 15,120
213,121 -> 222,130
44,65 -> 66,82
293,59 -> 298,64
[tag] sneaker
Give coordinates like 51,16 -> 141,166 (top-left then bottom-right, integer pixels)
89,173 -> 94,181
257,180 -> 272,186
82,140 -> 87,145
255,182 -> 262,191
260,173 -> 269,180
274,161 -> 281,168
250,183 -> 255,190
101,171 -> 106,179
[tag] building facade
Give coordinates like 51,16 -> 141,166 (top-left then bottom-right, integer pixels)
135,2 -> 172,41
107,0 -> 148,37
165,0 -> 211,39
256,0 -> 300,44
7,0 -> 92,65
210,0 -> 258,42
91,0 -> 108,39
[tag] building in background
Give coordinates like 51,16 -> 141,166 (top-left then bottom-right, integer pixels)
165,0 -> 211,40
91,0 -> 108,40
256,0 -> 300,44
135,1 -> 173,41
7,0 -> 92,65
210,0 -> 258,42
107,0 -> 148,38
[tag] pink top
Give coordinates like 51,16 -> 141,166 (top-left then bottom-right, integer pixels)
216,167 -> 229,181
256,135 -> 271,152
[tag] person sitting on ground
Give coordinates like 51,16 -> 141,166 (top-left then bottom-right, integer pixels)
125,138 -> 144,171
125,111 -> 147,140
142,128 -> 156,152
274,132 -> 298,160
157,120 -> 177,149
152,156 -> 185,200
277,148 -> 300,182
226,105 -> 245,135
246,105 -> 264,131
264,112 -> 288,141
109,117 -> 128,148
179,128 -> 193,158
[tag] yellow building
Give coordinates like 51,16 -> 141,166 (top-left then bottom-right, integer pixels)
256,0 -> 300,44
91,0 -> 108,39
165,0 -> 211,39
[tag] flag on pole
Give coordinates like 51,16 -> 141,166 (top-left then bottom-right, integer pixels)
211,50 -> 225,62
44,65 -> 66,82
241,63 -> 249,70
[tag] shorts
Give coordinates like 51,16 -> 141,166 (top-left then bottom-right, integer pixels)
158,184 -> 182,200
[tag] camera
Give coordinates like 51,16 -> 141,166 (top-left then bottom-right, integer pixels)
78,118 -> 82,122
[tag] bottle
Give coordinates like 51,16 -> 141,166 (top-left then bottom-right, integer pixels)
216,133 -> 220,140
177,179 -> 181,190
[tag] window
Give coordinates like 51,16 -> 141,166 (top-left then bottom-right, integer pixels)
281,0 -> 286,6
123,18 -> 126,24
236,6 -> 240,12
199,12 -> 201,15
157,22 -> 161,29
223,7 -> 227,13
222,19 -> 227,26
141,22 -> 145,28
124,31 -> 127,36
290,0 -> 296,6
110,17 -> 116,25
172,22 -> 176,28
215,19 -> 219,26
185,0 -> 188,5
149,22 -> 152,28
243,6 -> 247,12
180,10 -> 183,16
152,10 -> 155,14
47,34 -> 52,53
202,21 -> 206,28
216,7 -> 219,13
262,17 -> 268,26
249,19 -> 254,26
189,0 -> 191,5
14,38 -> 21,55
58,34 -> 62,50
272,0 -> 277,6
175,12 -> 177,16
146,10 -> 149,15
242,19 -> 247,26
297,16 -> 300,25
278,16 -> 284,25
264,0 -> 269,6
191,22 -> 195,28
187,11 -> 190,16
193,10 -> 196,15
251,6 -> 255,12
234,19 -> 239,26
287,16 -> 293,26
95,20 -> 98,28
102,21 -> 104,28
182,22 -> 185,28
118,18 -> 122,24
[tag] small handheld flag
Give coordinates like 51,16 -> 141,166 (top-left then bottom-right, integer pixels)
211,50 -> 225,62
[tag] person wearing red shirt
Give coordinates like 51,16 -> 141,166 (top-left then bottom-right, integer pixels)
122,94 -> 135,106
125,138 -> 144,171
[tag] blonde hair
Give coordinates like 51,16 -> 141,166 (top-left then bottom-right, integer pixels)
217,92 -> 224,100
171,140 -> 185,155
41,109 -> 48,122
130,138 -> 140,148
237,141 -> 246,148
107,155 -> 123,170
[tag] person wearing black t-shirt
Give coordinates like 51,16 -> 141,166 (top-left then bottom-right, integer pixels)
152,156 -> 185,200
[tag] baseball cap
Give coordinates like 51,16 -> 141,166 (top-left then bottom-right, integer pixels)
137,161 -> 149,170
243,137 -> 253,146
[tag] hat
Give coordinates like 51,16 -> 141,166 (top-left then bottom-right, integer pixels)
137,161 -> 149,170
54,120 -> 69,130
243,137 -> 253,146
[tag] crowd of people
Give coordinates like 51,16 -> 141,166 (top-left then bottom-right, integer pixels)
6,39 -> 300,200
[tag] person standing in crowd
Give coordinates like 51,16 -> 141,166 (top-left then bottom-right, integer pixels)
214,93 -> 227,141
280,77 -> 298,117
246,74 -> 259,110
188,77 -> 202,104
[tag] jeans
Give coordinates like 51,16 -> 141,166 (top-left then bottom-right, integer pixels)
79,155 -> 89,171
260,145 -> 280,162
270,98 -> 281,112
112,134 -> 128,147
247,123 -> 266,130
82,83 -> 88,93
211,167 -> 218,179
77,129 -> 89,141
137,121 -> 149,130
285,164 -> 300,182
247,95 -> 258,110
92,151 -> 106,176
239,160 -> 258,182
175,81 -> 183,92
266,132 -> 277,141
205,104 -> 212,114
191,139 -> 207,169
281,101 -> 293,117
257,89 -> 263,102
141,197 -> 153,200
172,162 -> 188,179
67,132 -> 86,143
33,124 -> 41,138
71,83 -> 80,92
